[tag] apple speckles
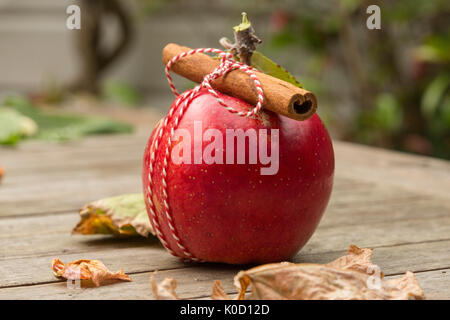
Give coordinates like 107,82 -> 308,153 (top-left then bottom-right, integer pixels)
143,94 -> 334,264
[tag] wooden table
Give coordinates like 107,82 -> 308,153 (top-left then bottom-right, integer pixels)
1,126 -> 449,299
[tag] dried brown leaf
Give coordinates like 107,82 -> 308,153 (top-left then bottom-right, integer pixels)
151,273 -> 179,300
326,245 -> 381,275
73,193 -> 154,237
0,166 -> 4,183
385,271 -> 425,299
233,245 -> 425,300
211,280 -> 231,300
51,258 -> 131,287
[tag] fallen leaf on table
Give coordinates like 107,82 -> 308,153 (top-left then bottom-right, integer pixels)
52,258 -> 131,287
211,280 -> 231,300
325,244 -> 381,274
73,193 -> 154,237
0,166 -> 4,182
233,245 -> 425,300
0,107 -> 37,145
151,273 -> 179,300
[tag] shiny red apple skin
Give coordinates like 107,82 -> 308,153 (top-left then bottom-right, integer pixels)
142,88 -> 334,264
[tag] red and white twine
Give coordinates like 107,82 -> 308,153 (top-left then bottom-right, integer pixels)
146,48 -> 265,261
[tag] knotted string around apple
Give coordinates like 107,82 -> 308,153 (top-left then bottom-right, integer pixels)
147,48 -> 267,261
142,42 -> 334,265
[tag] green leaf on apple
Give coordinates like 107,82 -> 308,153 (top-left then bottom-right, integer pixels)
73,193 -> 154,237
251,51 -> 303,88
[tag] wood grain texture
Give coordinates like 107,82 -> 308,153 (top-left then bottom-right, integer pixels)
0,265 -> 448,300
0,130 -> 449,299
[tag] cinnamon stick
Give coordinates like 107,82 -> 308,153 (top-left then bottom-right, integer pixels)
162,44 -> 317,121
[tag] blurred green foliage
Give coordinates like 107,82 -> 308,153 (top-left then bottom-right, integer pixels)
102,81 -> 142,107
0,96 -> 133,145
0,108 -> 36,145
254,0 -> 449,158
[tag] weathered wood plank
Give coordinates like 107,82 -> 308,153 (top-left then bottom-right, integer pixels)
0,246 -> 184,288
0,164 -> 436,218
0,173 -> 365,218
305,215 -> 450,253
1,195 -> 447,243
1,263 -> 447,300
321,198 -> 449,227
2,190 -> 449,261
335,141 -> 450,200
0,174 -> 142,216
1,133 -> 449,299
1,238 -> 449,289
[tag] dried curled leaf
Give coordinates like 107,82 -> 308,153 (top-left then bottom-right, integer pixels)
52,258 -> 131,287
73,193 -> 154,237
150,273 -> 179,300
326,244 -> 381,275
233,245 -> 425,300
0,166 -> 4,183
211,280 -> 231,300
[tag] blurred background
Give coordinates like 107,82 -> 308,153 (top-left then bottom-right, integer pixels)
0,0 -> 449,158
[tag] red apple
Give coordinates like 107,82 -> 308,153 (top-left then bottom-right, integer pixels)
142,88 -> 334,264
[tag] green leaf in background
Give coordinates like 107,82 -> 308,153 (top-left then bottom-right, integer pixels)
415,33 -> 450,63
357,93 -> 403,142
251,51 -> 303,88
421,74 -> 450,118
1,95 -> 133,142
372,93 -> 403,132
73,193 -> 154,237
102,81 -> 142,107
0,107 -> 37,145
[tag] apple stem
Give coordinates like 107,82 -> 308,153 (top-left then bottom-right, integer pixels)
219,12 -> 262,66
